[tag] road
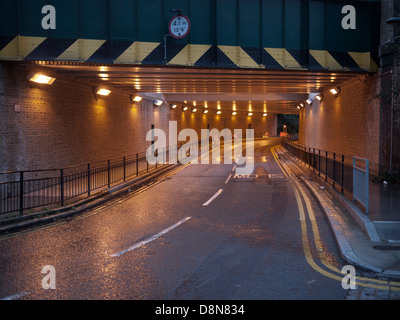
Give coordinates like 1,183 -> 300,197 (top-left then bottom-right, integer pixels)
0,138 -> 350,300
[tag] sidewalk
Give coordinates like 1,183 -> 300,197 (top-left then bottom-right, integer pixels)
275,145 -> 400,279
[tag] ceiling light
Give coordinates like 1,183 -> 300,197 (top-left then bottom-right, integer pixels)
170,104 -> 177,109
232,111 -> 237,115
306,99 -> 313,104
248,112 -> 253,116
132,95 -> 142,102
203,109 -> 208,114
216,110 -> 222,115
263,113 -> 267,117
297,106 -> 301,110
315,94 -> 323,101
27,72 -> 56,85
154,100 -> 163,106
96,88 -> 111,96
182,106 -> 188,111
191,108 -> 197,113
329,87 -> 340,96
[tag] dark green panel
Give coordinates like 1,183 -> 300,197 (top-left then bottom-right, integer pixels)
19,0 -> 48,37
0,0 -> 18,37
80,0 -> 109,39
52,0 -> 80,39
137,0 -> 163,42
309,0 -> 326,50
189,0 -> 214,45
262,0 -> 283,48
284,0 -> 301,50
110,0 -> 137,41
238,0 -> 260,48
216,0 -> 237,46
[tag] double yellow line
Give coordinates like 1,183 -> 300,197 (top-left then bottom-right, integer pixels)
271,146 -> 400,292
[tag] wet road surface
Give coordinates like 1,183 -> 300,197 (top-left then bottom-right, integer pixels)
0,139 -> 349,300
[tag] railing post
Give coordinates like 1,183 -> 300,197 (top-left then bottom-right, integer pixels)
107,160 -> 111,188
341,155 -> 344,194
19,171 -> 24,215
318,150 -> 321,177
136,153 -> 139,176
60,169 -> 64,207
325,151 -> 328,182
333,153 -> 336,188
87,163 -> 91,196
123,156 -> 126,182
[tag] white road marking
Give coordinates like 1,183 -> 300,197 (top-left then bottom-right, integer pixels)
111,217 -> 192,257
232,165 -> 237,172
1,291 -> 30,300
202,189 -> 223,206
224,174 -> 232,184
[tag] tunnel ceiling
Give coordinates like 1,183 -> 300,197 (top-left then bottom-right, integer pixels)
25,62 -> 366,114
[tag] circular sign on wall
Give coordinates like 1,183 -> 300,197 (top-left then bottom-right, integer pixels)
168,14 -> 191,39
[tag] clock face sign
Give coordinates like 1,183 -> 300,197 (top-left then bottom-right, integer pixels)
168,14 -> 191,39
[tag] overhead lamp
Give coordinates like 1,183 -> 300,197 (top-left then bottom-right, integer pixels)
300,103 -> 304,108
191,107 -> 197,113
306,99 -> 313,105
170,104 -> 177,109
203,109 -> 209,114
329,87 -> 340,96
263,113 -> 268,117
131,95 -> 142,102
248,112 -> 253,116
27,72 -> 56,85
96,88 -> 111,96
153,100 -> 163,106
297,106 -> 301,110
232,111 -> 237,116
182,106 -> 188,111
216,110 -> 222,115
315,94 -> 323,101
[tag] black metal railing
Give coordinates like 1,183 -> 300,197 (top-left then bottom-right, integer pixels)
0,147 -> 173,216
280,138 -> 369,214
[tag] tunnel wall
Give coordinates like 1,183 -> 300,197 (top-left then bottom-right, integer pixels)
298,74 -> 380,176
0,62 -> 276,172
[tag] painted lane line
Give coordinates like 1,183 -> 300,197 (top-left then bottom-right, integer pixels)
111,216 -> 192,257
224,174 -> 232,184
232,165 -> 237,172
202,189 -> 223,206
1,292 -> 30,300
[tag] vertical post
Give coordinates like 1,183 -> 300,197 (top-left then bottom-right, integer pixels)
87,163 -> 91,196
352,157 -> 356,202
341,155 -> 344,194
365,159 -> 369,215
123,156 -> 126,182
60,169 -> 64,207
19,171 -> 24,215
318,150 -> 321,177
136,153 -> 139,176
107,160 -> 111,188
333,153 -> 336,188
325,151 -> 328,182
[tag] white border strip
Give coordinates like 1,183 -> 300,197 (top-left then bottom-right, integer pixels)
202,189 -> 223,206
111,217 -> 192,257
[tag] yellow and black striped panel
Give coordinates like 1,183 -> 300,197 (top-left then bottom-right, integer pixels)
0,36 -> 379,72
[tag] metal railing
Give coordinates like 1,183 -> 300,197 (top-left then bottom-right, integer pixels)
281,138 -> 369,214
0,147 -> 173,216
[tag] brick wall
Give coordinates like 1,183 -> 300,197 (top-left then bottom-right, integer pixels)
299,74 -> 381,176
0,62 -> 277,173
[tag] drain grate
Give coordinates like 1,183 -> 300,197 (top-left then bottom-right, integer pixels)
373,245 -> 400,251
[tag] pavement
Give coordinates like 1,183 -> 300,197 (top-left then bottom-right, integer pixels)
274,145 -> 400,279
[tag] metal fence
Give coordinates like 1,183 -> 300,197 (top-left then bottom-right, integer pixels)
0,148 -> 172,216
281,138 -> 369,214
